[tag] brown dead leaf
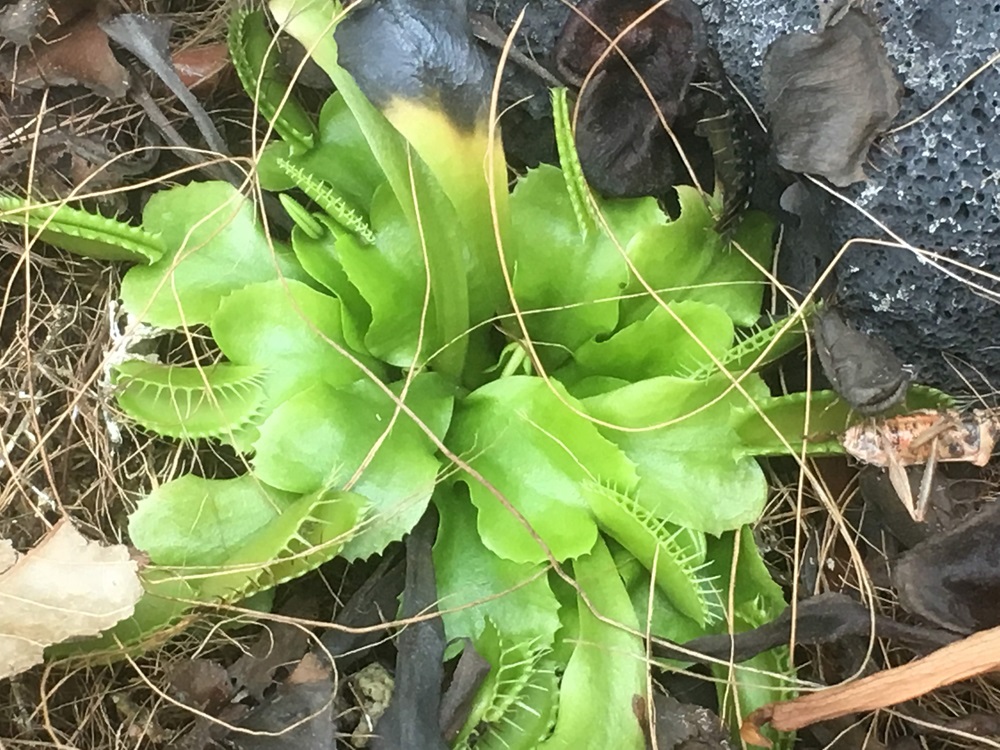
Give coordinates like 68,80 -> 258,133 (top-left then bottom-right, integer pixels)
893,502 -> 1000,633
5,5 -> 128,98
233,652 -> 334,750
0,518 -> 144,679
171,42 -> 230,93
165,658 -> 234,711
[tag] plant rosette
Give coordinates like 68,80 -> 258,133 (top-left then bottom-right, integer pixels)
0,1 -> 951,746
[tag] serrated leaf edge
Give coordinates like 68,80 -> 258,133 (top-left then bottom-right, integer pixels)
112,360 -> 267,439
228,9 -> 317,151
0,195 -> 165,263
551,87 -> 599,238
276,158 -> 376,243
588,482 -> 724,626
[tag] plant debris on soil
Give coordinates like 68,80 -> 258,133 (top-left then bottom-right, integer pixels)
2,1 -> 1000,749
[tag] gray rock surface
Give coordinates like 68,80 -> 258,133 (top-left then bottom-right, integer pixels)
703,0 -> 1000,393
474,0 -> 1000,391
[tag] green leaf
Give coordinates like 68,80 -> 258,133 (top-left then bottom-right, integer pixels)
507,165 -> 665,367
212,278 -> 380,415
570,300 -> 734,382
121,182 -> 309,328
257,92 -> 383,210
732,389 -> 847,457
287,216 -> 372,351
112,360 -> 266,439
448,376 -> 637,564
252,374 -> 453,560
0,195 -> 165,262
622,189 -> 774,327
586,483 -> 722,626
267,2 -> 484,377
46,569 -> 196,659
704,530 -> 796,749
456,620 -> 559,750
732,384 -> 955,457
276,158 -> 375,242
690,312 -> 808,381
332,183 -> 448,367
613,545 -> 706,651
584,376 -> 770,535
128,474 -> 299,567
228,9 -> 317,151
279,194 -> 325,239
551,87 -> 598,237
538,537 -> 646,750
194,489 -> 365,603
433,485 -> 561,645
694,210 -> 776,326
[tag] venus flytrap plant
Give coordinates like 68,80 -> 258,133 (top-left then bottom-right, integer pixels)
586,482 -> 724,627
1,0 -> 949,745
0,194 -> 165,262
229,9 -> 317,153
111,360 -> 267,439
452,620 -> 558,749
276,157 -> 376,242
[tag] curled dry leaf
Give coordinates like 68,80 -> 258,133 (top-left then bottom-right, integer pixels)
0,519 -> 144,679
762,8 -> 902,186
812,305 -> 910,414
171,42 -> 231,92
653,691 -> 735,749
4,5 -> 129,98
893,502 -> 1000,633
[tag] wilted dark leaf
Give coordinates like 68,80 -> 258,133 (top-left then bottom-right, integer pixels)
228,620 -> 311,702
100,13 -> 228,155
232,653 -> 335,750
655,593 -> 956,666
653,691 -> 735,750
438,640 -> 491,742
762,8 -> 903,186
319,557 -> 405,672
858,465 -> 953,548
553,0 -> 708,197
165,659 -> 233,711
894,502 -> 1000,633
334,0 -> 493,131
371,514 -> 448,750
813,306 -> 909,414
776,181 -> 838,299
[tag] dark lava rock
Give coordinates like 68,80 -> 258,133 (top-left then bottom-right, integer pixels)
473,0 -> 1000,392
706,0 -> 1000,393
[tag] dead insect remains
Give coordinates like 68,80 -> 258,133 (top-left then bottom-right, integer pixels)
842,408 -> 1000,522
